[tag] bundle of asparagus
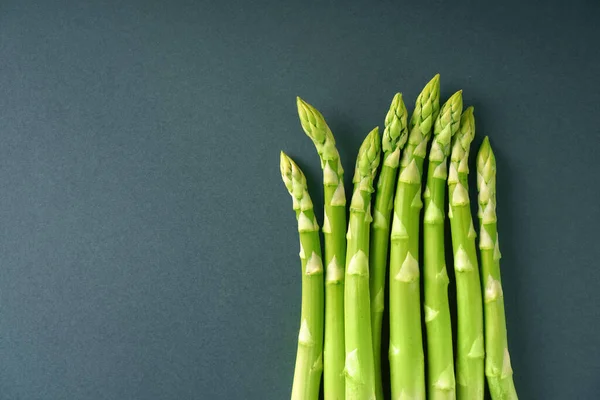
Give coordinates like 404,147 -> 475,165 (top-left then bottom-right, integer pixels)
280,76 -> 517,400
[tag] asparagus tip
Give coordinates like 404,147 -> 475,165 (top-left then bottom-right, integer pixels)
449,89 -> 463,104
383,93 -> 409,153
280,151 -> 293,192
367,126 -> 380,143
411,74 -> 442,133
419,74 -> 441,103
280,151 -> 292,176
296,96 -> 310,122
296,96 -> 306,108
354,127 -> 381,183
296,97 -> 334,156
432,90 -> 464,154
427,74 -> 441,91
280,152 -> 309,201
460,106 -> 476,138
482,135 -> 491,149
279,151 -> 302,180
449,106 -> 476,164
477,136 -> 495,174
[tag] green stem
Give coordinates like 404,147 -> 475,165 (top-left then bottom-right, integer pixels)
477,137 -> 518,400
448,107 -> 484,400
297,97 -> 346,399
389,74 -> 440,400
280,153 -> 324,400
423,90 -> 463,400
345,128 -> 380,400
369,93 -> 409,400
389,179 -> 424,399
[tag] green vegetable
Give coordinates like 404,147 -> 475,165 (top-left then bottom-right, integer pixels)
389,74 -> 440,400
476,138 -> 518,400
424,90 -> 463,399
448,107 -> 484,399
280,152 -> 324,400
296,97 -> 346,399
344,127 -> 381,400
369,93 -> 409,400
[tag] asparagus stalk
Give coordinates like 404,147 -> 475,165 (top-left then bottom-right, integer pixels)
424,90 -> 463,400
369,93 -> 409,400
297,98 -> 346,399
280,152 -> 325,400
389,74 -> 440,400
477,138 -> 518,399
448,107 -> 484,399
344,127 -> 381,400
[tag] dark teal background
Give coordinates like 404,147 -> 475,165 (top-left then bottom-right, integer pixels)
1,0 -> 599,398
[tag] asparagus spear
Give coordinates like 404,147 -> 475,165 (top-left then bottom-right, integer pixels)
369,93 -> 409,400
280,152 -> 325,400
477,138 -> 518,400
424,90 -> 463,400
344,127 -> 381,400
389,74 -> 440,400
448,107 -> 484,399
296,98 -> 346,399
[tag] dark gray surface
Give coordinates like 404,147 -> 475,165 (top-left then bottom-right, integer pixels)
1,0 -> 599,398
